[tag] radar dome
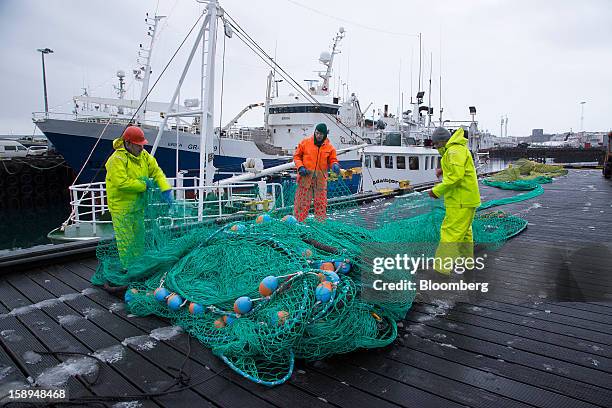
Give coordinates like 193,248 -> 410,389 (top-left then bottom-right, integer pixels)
319,51 -> 332,63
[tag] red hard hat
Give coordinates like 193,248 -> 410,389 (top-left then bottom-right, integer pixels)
122,126 -> 148,145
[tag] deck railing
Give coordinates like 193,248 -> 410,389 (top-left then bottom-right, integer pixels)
62,176 -> 286,236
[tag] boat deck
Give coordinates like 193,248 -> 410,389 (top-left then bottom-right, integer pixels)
1,170 -> 611,407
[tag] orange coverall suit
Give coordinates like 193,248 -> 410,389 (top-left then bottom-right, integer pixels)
293,136 -> 338,221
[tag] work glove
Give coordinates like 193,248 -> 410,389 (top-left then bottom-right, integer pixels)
331,163 -> 341,175
161,190 -> 174,205
298,166 -> 309,176
144,178 -> 156,190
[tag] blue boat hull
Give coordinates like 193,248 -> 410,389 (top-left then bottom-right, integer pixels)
44,131 -> 362,193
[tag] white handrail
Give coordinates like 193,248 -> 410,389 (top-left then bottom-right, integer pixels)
62,177 -> 285,235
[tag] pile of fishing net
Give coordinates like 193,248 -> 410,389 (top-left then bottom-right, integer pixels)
483,159 -> 568,190
92,176 -> 534,385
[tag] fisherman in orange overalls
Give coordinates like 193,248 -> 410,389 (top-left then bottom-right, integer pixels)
293,123 -> 341,222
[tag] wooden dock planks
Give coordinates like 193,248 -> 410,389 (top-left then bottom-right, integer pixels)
0,169 -> 610,407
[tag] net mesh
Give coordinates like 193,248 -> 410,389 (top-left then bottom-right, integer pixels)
484,159 -> 568,186
92,164 -> 562,385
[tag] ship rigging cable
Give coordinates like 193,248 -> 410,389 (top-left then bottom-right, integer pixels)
285,0 -> 417,37
70,10 -> 205,189
59,11 -> 207,231
223,11 -> 365,145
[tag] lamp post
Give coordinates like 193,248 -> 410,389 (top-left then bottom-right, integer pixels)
37,48 -> 54,116
469,106 -> 476,123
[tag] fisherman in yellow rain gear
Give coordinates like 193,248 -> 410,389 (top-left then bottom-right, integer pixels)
105,126 -> 173,267
428,127 -> 481,275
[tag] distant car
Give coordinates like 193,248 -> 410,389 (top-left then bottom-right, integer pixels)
0,140 -> 28,158
27,145 -> 48,156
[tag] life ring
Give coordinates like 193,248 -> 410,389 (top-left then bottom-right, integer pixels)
34,173 -> 46,185
20,173 -> 32,185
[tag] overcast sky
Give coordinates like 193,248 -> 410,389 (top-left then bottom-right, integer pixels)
1,0 -> 611,137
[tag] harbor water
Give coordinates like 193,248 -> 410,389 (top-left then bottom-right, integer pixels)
0,203 -> 71,253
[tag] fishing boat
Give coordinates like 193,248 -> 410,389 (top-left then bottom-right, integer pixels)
32,13 -> 369,185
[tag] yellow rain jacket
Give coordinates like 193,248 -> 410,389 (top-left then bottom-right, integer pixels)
105,138 -> 171,265
105,138 -> 171,214
432,128 -> 481,208
432,128 -> 481,275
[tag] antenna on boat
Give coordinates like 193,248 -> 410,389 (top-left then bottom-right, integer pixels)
114,70 -> 126,114
439,33 -> 443,126
417,32 -> 422,97
134,13 -> 165,124
428,52 -> 432,129
398,59 -> 401,119
313,27 -> 345,95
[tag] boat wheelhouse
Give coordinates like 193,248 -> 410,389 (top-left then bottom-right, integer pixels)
361,145 -> 441,191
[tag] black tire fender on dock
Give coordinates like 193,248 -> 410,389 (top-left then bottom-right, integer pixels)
20,197 -> 34,210
33,173 -> 46,185
46,172 -> 59,182
34,196 -> 49,208
7,175 -> 19,186
7,197 -> 20,209
21,184 -> 34,196
48,182 -> 61,192
20,173 -> 32,185
7,185 -> 19,197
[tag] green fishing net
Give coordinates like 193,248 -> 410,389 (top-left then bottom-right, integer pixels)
92,163 -> 561,385
484,159 -> 568,187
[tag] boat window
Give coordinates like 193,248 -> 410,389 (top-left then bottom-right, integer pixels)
373,155 -> 381,168
396,156 -> 406,169
409,156 -> 419,170
384,155 -> 393,168
269,106 -> 339,115
5,145 -> 16,151
364,155 -> 371,168
425,156 -> 429,170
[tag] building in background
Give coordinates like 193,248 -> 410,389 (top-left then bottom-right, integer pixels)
479,131 -> 518,149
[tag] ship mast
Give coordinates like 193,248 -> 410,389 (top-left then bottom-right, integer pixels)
134,13 -> 165,124
315,27 -> 345,95
149,0 -> 221,221
114,70 -> 126,114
